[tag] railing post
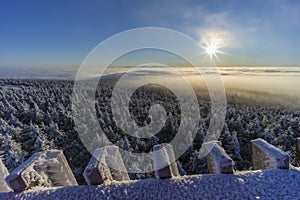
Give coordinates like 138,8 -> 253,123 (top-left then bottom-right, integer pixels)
0,159 -> 11,192
203,141 -> 234,174
5,150 -> 77,192
153,143 -> 179,179
251,138 -> 289,170
83,145 -> 129,185
296,138 -> 300,167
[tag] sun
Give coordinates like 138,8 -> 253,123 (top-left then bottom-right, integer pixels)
204,42 -> 219,58
199,31 -> 228,61
202,38 -> 224,60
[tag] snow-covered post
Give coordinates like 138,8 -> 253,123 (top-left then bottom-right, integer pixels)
0,159 -> 11,192
83,145 -> 129,185
296,138 -> 300,167
251,138 -> 290,170
203,141 -> 235,174
83,148 -> 112,185
153,143 -> 179,179
165,144 -> 179,177
105,146 -> 130,181
5,150 -> 77,192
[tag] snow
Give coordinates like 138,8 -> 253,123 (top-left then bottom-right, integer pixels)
0,79 -> 299,183
1,168 -> 299,199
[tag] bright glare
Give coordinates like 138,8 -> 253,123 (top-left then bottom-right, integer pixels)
205,42 -> 219,58
200,31 -> 228,61
202,39 -> 224,60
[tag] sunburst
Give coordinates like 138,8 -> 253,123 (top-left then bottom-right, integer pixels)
200,31 -> 227,61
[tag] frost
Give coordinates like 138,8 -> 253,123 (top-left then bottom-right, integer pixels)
0,79 -> 299,184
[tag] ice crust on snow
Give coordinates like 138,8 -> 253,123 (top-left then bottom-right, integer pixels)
251,138 -> 290,170
5,150 -> 77,192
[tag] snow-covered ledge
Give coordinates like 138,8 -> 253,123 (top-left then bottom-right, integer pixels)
2,169 -> 299,199
5,150 -> 77,192
203,141 -> 235,174
153,143 -> 179,179
83,146 -> 129,185
0,159 -> 11,192
251,138 -> 290,170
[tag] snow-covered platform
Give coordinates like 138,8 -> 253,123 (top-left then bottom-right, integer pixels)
1,168 -> 299,200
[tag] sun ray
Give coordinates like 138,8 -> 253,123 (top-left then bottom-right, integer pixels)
199,30 -> 229,63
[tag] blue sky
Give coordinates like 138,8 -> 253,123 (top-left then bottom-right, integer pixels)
1,0 -> 300,69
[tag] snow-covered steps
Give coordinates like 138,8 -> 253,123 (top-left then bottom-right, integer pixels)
251,138 -> 290,170
0,159 -> 11,192
203,141 -> 235,174
296,138 -> 300,167
5,150 -> 77,192
83,146 -> 129,185
153,143 -> 179,179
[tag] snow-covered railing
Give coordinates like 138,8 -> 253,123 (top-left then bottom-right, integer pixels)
203,141 -> 235,174
83,146 -> 130,185
2,137 -> 299,193
0,159 -> 11,192
153,143 -> 179,179
5,150 -> 77,192
296,138 -> 300,167
251,138 -> 290,170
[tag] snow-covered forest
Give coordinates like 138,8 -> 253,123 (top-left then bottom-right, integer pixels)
0,79 -> 299,184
